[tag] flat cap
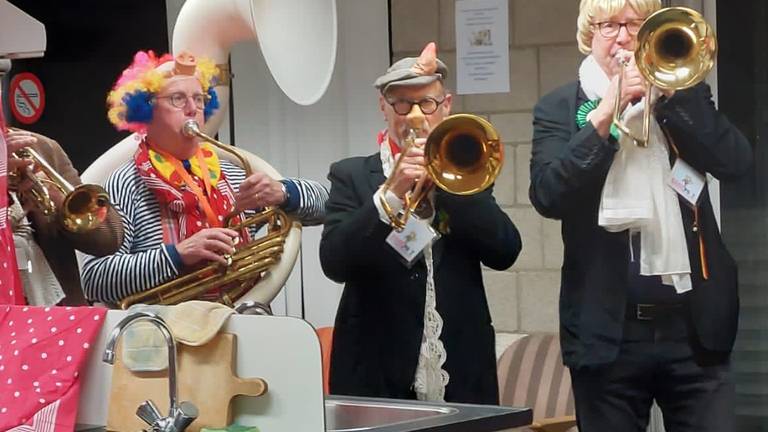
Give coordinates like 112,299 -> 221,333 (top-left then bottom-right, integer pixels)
373,42 -> 447,93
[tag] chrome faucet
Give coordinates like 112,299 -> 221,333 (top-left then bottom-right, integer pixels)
235,301 -> 273,315
103,312 -> 198,432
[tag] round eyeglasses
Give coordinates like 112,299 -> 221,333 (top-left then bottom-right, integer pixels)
385,96 -> 446,116
593,20 -> 644,38
155,92 -> 210,110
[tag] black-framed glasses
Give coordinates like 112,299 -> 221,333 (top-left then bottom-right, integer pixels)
155,92 -> 210,110
385,96 -> 446,116
593,20 -> 644,38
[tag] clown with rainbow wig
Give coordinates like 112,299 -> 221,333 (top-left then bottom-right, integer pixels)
81,51 -> 328,305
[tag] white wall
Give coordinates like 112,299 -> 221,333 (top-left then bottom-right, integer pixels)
166,0 -> 390,327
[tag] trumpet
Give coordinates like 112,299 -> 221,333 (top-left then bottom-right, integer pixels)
379,114 -> 503,230
613,7 -> 717,146
11,146 -> 110,233
118,120 -> 294,309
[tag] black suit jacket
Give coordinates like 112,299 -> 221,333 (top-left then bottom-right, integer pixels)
529,81 -> 753,369
320,153 -> 521,404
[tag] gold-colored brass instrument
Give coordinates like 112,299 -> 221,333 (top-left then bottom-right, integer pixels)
11,146 -> 110,233
118,120 -> 294,309
380,114 -> 503,230
613,6 -> 716,146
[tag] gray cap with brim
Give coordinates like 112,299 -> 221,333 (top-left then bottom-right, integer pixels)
373,56 -> 448,94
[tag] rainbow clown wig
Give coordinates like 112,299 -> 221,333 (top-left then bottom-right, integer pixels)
107,50 -> 220,133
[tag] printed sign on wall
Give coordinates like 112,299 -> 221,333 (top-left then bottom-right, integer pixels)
455,0 -> 510,95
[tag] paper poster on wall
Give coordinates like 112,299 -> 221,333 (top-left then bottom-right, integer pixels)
455,0 -> 510,95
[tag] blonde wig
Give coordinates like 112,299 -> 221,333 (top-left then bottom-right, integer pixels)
576,0 -> 661,54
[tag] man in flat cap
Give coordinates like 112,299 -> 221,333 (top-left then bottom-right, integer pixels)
320,42 -> 521,404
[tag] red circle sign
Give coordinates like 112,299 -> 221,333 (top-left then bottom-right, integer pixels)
9,72 -> 46,124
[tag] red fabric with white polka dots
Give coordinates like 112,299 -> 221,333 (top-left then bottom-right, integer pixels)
0,305 -> 106,431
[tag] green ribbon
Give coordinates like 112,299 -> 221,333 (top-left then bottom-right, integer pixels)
576,99 -> 619,140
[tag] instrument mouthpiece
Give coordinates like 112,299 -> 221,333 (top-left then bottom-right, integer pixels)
182,120 -> 200,138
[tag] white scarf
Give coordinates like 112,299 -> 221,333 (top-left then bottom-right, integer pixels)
379,133 -> 450,401
579,55 -> 692,293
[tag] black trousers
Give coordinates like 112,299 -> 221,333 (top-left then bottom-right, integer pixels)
570,307 -> 734,432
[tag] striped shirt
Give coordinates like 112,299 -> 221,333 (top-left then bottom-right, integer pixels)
81,160 -> 327,304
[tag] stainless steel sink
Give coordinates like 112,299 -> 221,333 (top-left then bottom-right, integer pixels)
76,396 -> 530,432
325,398 -> 457,431
323,395 -> 531,432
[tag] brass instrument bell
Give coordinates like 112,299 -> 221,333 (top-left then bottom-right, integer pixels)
613,7 -> 716,146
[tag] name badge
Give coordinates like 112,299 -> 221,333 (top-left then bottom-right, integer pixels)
668,158 -> 705,206
386,216 -> 438,266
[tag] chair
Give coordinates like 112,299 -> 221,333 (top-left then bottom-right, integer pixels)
496,333 -> 667,432
497,333 -> 577,432
316,326 -> 334,395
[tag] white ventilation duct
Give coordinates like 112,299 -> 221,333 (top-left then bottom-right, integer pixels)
173,0 -> 337,112
0,0 -> 46,59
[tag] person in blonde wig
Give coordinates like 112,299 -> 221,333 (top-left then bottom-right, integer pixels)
576,0 -> 660,55
529,0 -> 752,430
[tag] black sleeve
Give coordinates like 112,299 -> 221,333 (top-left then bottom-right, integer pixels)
435,187 -> 521,270
319,160 -> 392,283
655,83 -> 753,180
529,88 -> 618,220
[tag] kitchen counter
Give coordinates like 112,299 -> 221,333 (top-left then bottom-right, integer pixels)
77,395 -> 531,432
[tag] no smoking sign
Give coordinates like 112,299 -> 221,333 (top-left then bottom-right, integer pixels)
10,72 -> 46,124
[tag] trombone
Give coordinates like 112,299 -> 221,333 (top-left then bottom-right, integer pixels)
613,7 -> 717,146
379,114 -> 503,230
10,143 -> 110,233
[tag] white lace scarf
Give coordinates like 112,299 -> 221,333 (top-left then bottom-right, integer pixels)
380,133 -> 450,401
579,55 -> 692,293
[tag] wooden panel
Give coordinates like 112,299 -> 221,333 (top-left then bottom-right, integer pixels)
107,333 -> 266,432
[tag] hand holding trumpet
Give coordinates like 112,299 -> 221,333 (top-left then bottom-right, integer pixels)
388,140 -> 432,200
6,128 -> 36,173
590,50 -> 648,139
6,129 -> 66,212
